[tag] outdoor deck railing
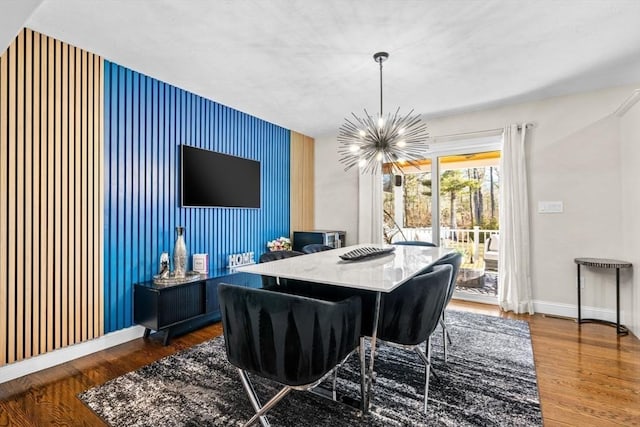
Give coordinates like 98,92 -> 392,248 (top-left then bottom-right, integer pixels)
394,226 -> 500,267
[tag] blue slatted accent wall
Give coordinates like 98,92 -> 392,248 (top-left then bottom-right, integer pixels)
103,61 -> 290,333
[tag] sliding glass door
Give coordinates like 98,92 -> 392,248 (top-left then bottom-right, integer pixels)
383,135 -> 502,304
437,150 -> 500,303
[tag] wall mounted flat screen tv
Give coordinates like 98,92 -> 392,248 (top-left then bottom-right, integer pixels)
181,145 -> 261,208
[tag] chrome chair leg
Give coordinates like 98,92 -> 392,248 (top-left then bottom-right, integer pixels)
238,369 -> 270,427
414,338 -> 432,414
442,311 -> 453,344
329,346 -> 364,404
424,338 -> 432,413
359,337 -> 367,412
441,318 -> 448,362
238,368 -> 292,427
440,314 -> 453,362
331,346 -> 356,401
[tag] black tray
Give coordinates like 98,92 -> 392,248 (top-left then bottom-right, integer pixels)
339,246 -> 395,261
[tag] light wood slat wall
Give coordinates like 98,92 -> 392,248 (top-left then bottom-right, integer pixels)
290,131 -> 315,233
0,28 -> 103,366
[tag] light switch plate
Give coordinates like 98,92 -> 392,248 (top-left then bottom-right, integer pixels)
538,201 -> 563,213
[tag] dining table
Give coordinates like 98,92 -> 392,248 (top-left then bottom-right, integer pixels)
237,243 -> 453,414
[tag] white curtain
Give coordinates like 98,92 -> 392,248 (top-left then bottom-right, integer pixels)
358,168 -> 383,244
498,124 -> 534,314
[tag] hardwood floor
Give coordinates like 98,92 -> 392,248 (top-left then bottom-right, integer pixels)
1,300 -> 639,426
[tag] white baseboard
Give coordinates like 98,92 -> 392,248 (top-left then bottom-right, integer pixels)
0,325 -> 146,384
532,300 -> 627,324
451,294 -> 628,325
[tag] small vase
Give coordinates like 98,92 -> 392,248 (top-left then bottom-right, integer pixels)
173,226 -> 187,278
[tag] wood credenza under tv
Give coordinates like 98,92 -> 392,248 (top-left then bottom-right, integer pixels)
133,271 -> 261,345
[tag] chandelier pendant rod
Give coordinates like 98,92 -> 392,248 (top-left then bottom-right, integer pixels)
373,51 -> 388,117
379,55 -> 383,117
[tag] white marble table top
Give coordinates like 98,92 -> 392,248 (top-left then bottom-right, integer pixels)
237,244 -> 453,293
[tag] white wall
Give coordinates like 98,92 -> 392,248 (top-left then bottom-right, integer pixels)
314,137 -> 360,245
0,0 -> 43,53
315,83 -> 640,329
619,91 -> 640,337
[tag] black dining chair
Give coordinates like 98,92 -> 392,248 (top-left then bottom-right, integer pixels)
393,240 -> 437,247
301,243 -> 334,254
392,242 -> 462,363
218,284 -> 363,427
432,252 -> 463,362
258,250 -> 305,289
258,250 -> 305,263
373,264 -> 452,413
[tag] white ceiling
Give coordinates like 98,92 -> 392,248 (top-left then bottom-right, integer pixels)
15,0 -> 640,137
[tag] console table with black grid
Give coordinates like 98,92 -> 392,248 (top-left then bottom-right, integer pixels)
134,271 -> 261,345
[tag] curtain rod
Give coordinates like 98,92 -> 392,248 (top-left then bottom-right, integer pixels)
430,123 -> 534,142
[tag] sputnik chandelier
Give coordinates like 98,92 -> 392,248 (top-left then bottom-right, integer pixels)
337,52 -> 429,173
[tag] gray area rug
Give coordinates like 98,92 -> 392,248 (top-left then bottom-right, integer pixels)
79,310 -> 541,426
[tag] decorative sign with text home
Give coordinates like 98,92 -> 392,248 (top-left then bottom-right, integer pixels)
227,252 -> 256,269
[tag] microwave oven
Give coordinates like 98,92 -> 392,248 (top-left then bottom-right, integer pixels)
292,230 -> 346,252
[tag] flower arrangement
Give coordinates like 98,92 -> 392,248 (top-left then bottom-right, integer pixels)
267,236 -> 292,251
